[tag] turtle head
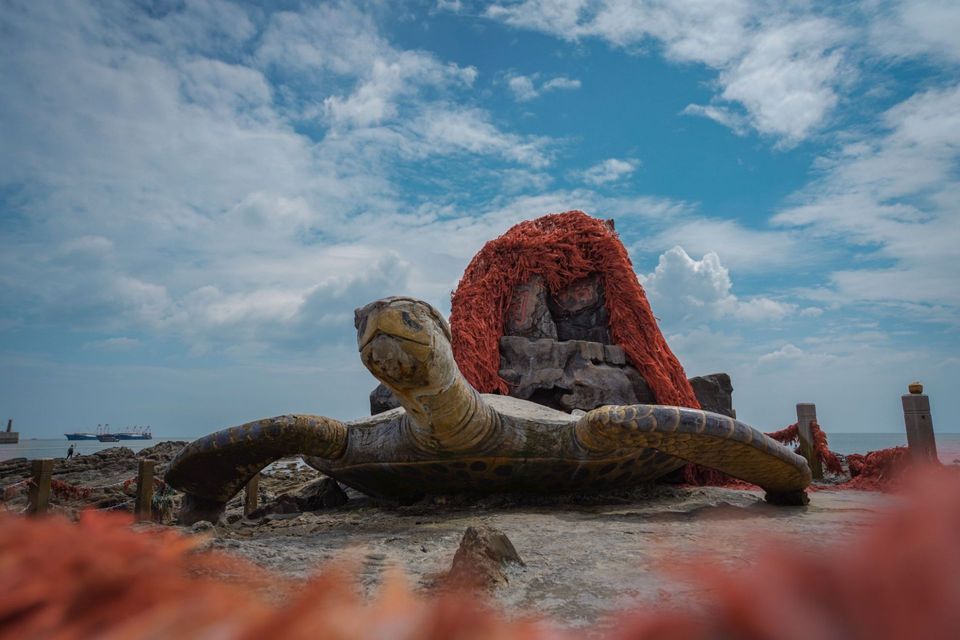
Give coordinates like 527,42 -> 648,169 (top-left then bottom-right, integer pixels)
355,297 -> 455,395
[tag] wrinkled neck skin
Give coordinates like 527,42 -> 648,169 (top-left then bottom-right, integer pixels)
387,352 -> 501,455
357,296 -> 502,454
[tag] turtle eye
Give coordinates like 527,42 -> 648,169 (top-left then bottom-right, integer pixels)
401,310 -> 422,333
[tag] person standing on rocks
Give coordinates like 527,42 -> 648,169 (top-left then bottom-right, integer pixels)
66,444 -> 75,460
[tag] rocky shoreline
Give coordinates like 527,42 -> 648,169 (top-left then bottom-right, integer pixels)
0,442 -> 895,628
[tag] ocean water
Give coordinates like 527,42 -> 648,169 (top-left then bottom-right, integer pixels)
0,438 -> 188,463
2,433 -> 959,464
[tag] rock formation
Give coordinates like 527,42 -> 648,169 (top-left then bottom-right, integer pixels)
441,524 -> 524,589
370,273 -> 736,418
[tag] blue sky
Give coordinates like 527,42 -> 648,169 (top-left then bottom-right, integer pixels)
1,0 -> 958,437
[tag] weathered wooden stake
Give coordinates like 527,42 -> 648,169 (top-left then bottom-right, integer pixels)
27,458 -> 54,515
902,381 -> 938,463
796,403 -> 823,480
244,473 -> 260,517
135,459 -> 155,521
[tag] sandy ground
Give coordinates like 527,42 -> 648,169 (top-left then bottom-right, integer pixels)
206,466 -> 893,629
1,445 -> 895,629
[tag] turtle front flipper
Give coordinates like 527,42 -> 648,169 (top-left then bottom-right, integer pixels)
166,415 -> 347,523
574,405 -> 811,504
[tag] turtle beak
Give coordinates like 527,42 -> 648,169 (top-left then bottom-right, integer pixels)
355,302 -> 378,352
356,300 -> 434,389
355,299 -> 431,352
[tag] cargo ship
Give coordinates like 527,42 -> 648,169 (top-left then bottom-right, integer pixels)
115,426 -> 152,440
64,432 -> 98,441
66,424 -> 152,441
67,423 -> 111,440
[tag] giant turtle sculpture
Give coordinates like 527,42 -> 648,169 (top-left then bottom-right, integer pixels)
166,297 -> 811,520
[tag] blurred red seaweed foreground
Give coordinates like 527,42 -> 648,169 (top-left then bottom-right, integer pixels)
2,468 -> 958,640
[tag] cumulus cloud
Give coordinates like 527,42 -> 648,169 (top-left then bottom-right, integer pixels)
504,72 -> 582,101
757,343 -> 805,364
579,158 -> 637,185
642,246 -> 801,323
542,76 -> 581,91
634,218 -> 813,273
507,74 -> 539,101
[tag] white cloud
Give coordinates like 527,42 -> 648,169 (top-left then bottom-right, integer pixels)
505,72 -> 582,101
84,337 -> 141,351
542,76 -> 581,91
0,0 -> 554,355
409,107 -> 552,167
3,0 -> 958,440
707,17 -> 848,146
580,158 -> 637,185
642,246 -> 801,323
635,218 -> 812,273
322,54 -> 477,128
680,104 -> 749,136
436,1 -> 464,12
659,316 -> 960,434
758,343 -> 805,364
486,1 -> 852,144
254,4 -> 479,131
254,4 -> 384,76
869,0 -> 960,63
773,83 -> 960,310
180,58 -> 273,117
507,74 -> 539,101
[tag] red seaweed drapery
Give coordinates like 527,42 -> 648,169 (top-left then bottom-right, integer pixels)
449,211 -> 700,408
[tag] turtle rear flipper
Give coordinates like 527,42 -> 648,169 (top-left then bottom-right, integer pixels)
166,415 -> 347,522
574,405 -> 811,503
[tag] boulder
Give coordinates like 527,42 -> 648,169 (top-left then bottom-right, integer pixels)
498,336 -> 654,412
443,524 -> 524,589
246,478 -> 348,519
370,383 -> 401,414
689,373 -> 736,418
294,477 -> 348,511
246,494 -> 301,520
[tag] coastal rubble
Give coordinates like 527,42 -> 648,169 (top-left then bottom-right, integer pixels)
0,441 -> 909,626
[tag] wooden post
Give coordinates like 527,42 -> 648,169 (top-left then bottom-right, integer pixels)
28,458 -> 54,515
135,459 -> 155,521
796,403 -> 823,480
244,473 -> 260,518
902,382 -> 938,463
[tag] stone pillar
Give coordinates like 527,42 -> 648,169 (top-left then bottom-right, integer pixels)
135,459 -> 155,521
244,473 -> 260,518
796,403 -> 823,480
902,382 -> 938,463
28,458 -> 54,515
